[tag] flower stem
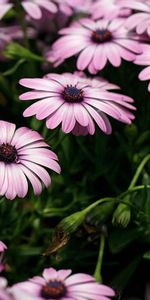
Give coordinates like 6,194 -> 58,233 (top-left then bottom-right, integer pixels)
129,154 -> 150,189
94,234 -> 105,283
15,0 -> 29,49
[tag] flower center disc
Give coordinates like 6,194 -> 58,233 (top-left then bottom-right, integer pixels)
41,280 -> 67,299
92,29 -> 112,43
0,143 -> 17,163
62,85 -> 83,103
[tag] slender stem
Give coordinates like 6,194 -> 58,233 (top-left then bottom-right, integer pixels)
94,234 -> 105,283
129,154 -> 150,189
83,197 -> 115,215
15,0 -> 29,49
119,185 -> 150,200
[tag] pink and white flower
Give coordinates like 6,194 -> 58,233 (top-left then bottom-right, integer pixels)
21,0 -> 57,19
0,0 -> 13,20
19,73 -> 135,136
49,18 -> 142,74
0,120 -> 60,200
12,267 -> 115,300
91,0 -> 131,20
120,0 -> 150,36
134,44 -> 150,91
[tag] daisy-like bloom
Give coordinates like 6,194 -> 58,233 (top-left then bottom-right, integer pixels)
91,0 -> 131,20
19,73 -> 135,136
120,0 -> 150,36
50,18 -> 142,74
12,267 -> 115,300
54,0 -> 92,16
0,0 -> 13,20
0,121 -> 60,200
21,0 -> 57,19
134,44 -> 150,91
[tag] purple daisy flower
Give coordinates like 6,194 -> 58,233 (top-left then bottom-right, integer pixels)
91,0 -> 131,20
0,120 -> 60,200
121,0 -> 150,36
50,18 -> 142,74
11,267 -> 115,300
21,0 -> 57,19
134,44 -> 150,91
0,0 -> 13,20
19,73 -> 135,136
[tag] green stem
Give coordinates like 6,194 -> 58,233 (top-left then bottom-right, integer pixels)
15,0 -> 29,49
83,197 -> 115,215
94,234 -> 105,283
129,154 -> 150,189
120,185 -> 150,199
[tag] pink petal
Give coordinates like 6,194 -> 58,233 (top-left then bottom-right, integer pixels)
77,45 -> 96,70
22,1 -> 42,19
19,165 -> 42,195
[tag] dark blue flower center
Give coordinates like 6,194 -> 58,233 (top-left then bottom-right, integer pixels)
41,280 -> 66,299
0,143 -> 17,163
92,29 -> 112,43
62,85 -> 84,103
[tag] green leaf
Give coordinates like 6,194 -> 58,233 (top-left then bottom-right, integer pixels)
143,251 -> 150,259
111,256 -> 141,292
108,228 -> 142,253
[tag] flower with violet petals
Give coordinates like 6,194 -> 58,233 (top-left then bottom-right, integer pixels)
21,0 -> 57,19
0,0 -> 13,20
120,0 -> 150,36
91,0 -> 131,20
19,73 -> 136,136
0,120 -> 60,200
134,44 -> 150,91
49,18 -> 142,74
12,267 -> 115,300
